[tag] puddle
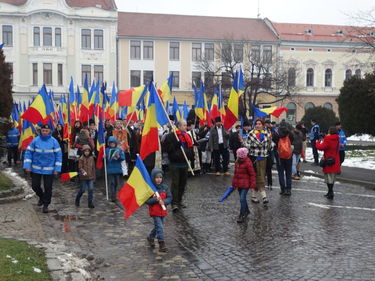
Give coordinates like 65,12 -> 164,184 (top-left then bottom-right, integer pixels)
52,214 -> 79,233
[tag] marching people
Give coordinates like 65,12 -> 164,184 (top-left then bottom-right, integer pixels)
74,128 -> 95,157
335,122 -> 347,166
316,127 -> 341,200
23,124 -> 62,213
245,119 -> 273,205
6,122 -> 20,167
208,117 -> 230,176
75,145 -> 96,208
162,119 -> 193,212
231,147 -> 256,223
145,168 -> 172,252
310,119 -> 320,165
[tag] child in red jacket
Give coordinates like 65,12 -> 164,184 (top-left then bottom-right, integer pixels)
145,168 -> 172,252
232,147 -> 256,223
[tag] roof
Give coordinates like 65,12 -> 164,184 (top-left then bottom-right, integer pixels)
271,22 -> 374,43
0,0 -> 117,10
118,12 -> 278,42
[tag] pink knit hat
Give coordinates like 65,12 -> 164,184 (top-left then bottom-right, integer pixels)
236,147 -> 249,159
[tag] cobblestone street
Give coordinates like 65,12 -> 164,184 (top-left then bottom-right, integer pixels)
17,168 -> 374,281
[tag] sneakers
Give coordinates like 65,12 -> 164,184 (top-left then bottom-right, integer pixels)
237,214 -> 245,223
224,172 -> 231,176
215,172 -> 221,176
251,197 -> 260,203
158,241 -> 168,252
262,197 -> 269,205
147,236 -> 155,248
292,175 -> 300,180
42,206 -> 48,213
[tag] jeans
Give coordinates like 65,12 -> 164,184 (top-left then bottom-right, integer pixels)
213,144 -> 229,172
7,146 -> 19,165
77,180 -> 94,201
108,174 -> 120,199
31,173 -> 54,207
238,188 -> 249,214
292,153 -> 301,175
311,140 -> 319,164
170,165 -> 188,205
149,216 -> 165,241
276,157 -> 292,191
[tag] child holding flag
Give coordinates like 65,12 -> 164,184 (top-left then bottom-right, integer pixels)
106,136 -> 125,202
232,147 -> 256,223
145,168 -> 172,252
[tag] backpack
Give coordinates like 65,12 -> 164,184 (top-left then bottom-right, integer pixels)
278,136 -> 292,159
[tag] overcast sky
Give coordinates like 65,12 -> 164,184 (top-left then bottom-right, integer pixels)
116,0 -> 374,26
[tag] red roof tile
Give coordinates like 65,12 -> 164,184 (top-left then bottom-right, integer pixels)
118,12 -> 278,42
0,0 -> 27,5
0,0 -> 117,10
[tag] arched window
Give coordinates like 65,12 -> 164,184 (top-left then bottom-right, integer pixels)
306,68 -> 314,87
288,68 -> 296,87
355,69 -> 361,79
286,102 -> 297,124
345,69 -> 352,81
325,69 -> 332,87
323,103 -> 333,110
305,102 -> 315,111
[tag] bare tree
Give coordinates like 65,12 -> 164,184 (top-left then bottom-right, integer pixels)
347,9 -> 375,52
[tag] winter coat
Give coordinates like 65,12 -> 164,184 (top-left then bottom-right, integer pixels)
105,136 -> 125,174
292,130 -> 304,154
208,126 -> 229,150
23,135 -> 62,174
163,132 -> 193,165
232,157 -> 256,189
7,127 -> 20,147
338,129 -> 347,151
309,124 -> 320,141
145,169 -> 172,217
78,154 -> 96,180
316,134 -> 341,174
229,131 -> 242,152
245,130 -> 274,158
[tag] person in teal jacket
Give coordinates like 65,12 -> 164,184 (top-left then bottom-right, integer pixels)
23,124 -> 62,213
105,136 -> 125,202
335,122 -> 347,165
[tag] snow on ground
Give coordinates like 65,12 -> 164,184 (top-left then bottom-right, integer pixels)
347,134 -> 375,142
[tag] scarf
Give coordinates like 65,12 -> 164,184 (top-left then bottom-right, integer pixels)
254,130 -> 265,142
176,130 -> 193,148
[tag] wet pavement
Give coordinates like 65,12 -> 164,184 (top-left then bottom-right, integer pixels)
22,169 -> 375,280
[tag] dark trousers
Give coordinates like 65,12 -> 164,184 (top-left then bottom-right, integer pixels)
7,146 -> 19,165
311,140 -> 319,164
31,173 -> 54,207
213,144 -> 229,173
276,157 -> 292,191
339,150 -> 345,165
266,151 -> 274,187
170,165 -> 188,205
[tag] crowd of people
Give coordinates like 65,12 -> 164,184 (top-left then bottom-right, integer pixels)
5,115 -> 346,252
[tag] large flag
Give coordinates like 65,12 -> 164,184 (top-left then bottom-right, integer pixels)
18,119 -> 35,150
22,85 -> 54,124
172,96 -> 181,121
159,72 -> 173,103
118,85 -> 145,107
183,101 -> 189,120
117,155 -> 158,219
195,83 -> 206,121
224,70 -> 244,130
251,104 -> 288,120
80,75 -> 90,123
140,81 -> 169,160
96,114 -> 105,169
107,82 -> 118,121
68,78 -> 77,126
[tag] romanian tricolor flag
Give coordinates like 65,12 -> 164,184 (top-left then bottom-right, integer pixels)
140,81 -> 169,160
18,119 -> 35,150
68,78 -> 77,126
96,114 -> 105,169
61,172 -> 78,182
172,96 -> 181,121
159,72 -> 173,103
107,82 -> 118,121
79,75 -> 90,123
118,85 -> 145,107
224,69 -> 244,130
195,83 -> 206,121
251,104 -> 288,120
117,155 -> 158,219
22,85 -> 54,124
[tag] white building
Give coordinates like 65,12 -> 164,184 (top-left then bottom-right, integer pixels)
0,0 -> 117,102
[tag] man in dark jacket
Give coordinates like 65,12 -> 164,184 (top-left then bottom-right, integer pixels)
310,119 -> 320,165
292,125 -> 304,180
208,117 -> 230,176
162,120 -> 193,211
229,125 -> 242,161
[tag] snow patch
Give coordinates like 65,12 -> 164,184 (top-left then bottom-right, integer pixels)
347,134 -> 375,142
32,267 -> 41,273
303,170 -> 318,174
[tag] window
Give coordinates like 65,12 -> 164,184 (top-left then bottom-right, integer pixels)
305,102 -> 315,111
81,29 -> 91,49
94,29 -> 103,50
286,102 -> 296,124
82,65 -> 91,85
170,71 -> 179,88
130,40 -> 141,59
345,69 -> 352,81
234,44 -> 243,62
251,45 -> 260,62
2,25 -> 13,46
192,71 -> 201,88
33,27 -> 40,46
323,103 -> 333,110
43,63 -> 52,85
262,45 -> 272,65
169,42 -> 179,60
58,64 -> 63,86
32,63 -> 38,86
143,71 -> 153,86
288,68 -> 296,87
204,72 -> 214,88
55,28 -> 61,47
130,70 -> 141,87
306,68 -> 314,87
43,27 -> 52,46
94,65 -> 103,82
143,41 -> 153,60
192,43 -> 202,61
355,69 -> 361,79
325,69 -> 332,87
204,43 -> 214,61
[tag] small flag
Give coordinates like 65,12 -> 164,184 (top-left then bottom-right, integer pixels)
61,172 -> 78,182
218,186 -> 236,202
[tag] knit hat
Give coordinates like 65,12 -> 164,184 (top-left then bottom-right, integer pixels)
236,147 -> 249,159
81,145 -> 91,152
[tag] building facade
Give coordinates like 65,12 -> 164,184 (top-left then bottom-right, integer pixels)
0,0 -> 117,101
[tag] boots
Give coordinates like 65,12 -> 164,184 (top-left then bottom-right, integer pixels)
325,184 -> 334,200
237,213 -> 245,223
158,240 -> 168,252
88,200 -> 95,208
75,194 -> 81,207
147,236 -> 155,248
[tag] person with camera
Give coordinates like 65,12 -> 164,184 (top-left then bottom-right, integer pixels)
316,127 -> 341,200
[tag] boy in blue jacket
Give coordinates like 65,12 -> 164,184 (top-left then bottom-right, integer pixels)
145,168 -> 172,252
106,136 -> 125,202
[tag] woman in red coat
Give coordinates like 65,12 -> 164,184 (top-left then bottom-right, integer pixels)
316,127 -> 341,199
232,147 -> 256,223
